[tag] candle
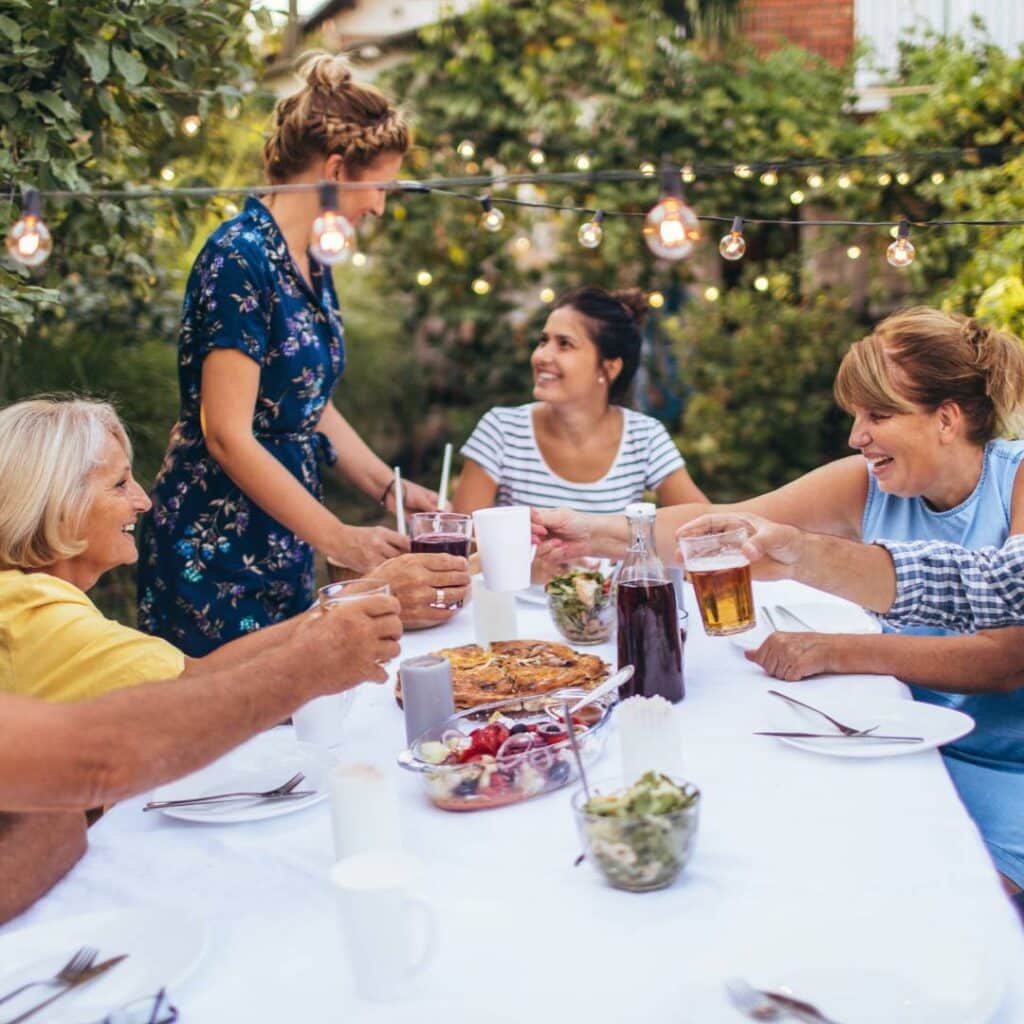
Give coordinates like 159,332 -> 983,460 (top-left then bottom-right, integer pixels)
399,654 -> 455,745
617,695 -> 684,784
472,578 -> 518,650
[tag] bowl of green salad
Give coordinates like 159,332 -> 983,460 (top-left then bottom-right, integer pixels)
573,772 -> 700,892
545,566 -> 615,645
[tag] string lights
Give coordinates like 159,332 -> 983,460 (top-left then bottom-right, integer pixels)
309,182 -> 355,265
577,209 -> 604,249
479,194 -> 505,232
5,189 -> 52,268
642,163 -> 701,261
886,219 -> 916,268
6,143 -> 1024,280
718,216 -> 746,261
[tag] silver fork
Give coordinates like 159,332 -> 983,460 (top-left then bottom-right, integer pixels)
0,947 -> 98,1006
767,689 -> 878,737
143,771 -> 309,811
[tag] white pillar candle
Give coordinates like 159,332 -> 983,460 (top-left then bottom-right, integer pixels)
328,761 -> 403,862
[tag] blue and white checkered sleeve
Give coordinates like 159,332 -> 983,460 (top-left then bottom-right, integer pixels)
875,535 -> 1024,632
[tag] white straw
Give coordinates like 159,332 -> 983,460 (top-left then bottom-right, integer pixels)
393,466 -> 406,536
438,443 -> 453,511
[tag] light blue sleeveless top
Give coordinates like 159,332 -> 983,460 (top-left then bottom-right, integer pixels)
861,438 -> 1024,771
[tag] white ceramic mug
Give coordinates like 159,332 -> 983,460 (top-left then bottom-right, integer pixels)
331,851 -> 437,1002
472,505 -> 532,591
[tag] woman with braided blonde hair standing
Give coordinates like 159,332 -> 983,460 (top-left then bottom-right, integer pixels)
138,53 -> 446,656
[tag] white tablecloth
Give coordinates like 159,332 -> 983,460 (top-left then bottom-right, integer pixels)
5,581 -> 1023,1022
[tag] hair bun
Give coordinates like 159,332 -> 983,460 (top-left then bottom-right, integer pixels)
961,317 -> 990,356
298,51 -> 353,92
610,287 -> 650,326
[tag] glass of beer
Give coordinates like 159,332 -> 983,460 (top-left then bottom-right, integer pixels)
677,528 -> 755,636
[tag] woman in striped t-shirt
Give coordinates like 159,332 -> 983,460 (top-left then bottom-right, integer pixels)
453,286 -> 706,516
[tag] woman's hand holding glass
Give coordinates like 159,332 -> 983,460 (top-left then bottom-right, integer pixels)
530,507 -> 596,562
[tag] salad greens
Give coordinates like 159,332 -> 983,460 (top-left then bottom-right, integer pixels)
546,568 -> 614,644
579,772 -> 699,891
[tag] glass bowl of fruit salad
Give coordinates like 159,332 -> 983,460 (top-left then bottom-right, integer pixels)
397,689 -> 614,811
545,565 -> 616,645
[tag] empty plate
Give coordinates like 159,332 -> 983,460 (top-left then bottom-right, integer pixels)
760,693 -> 974,758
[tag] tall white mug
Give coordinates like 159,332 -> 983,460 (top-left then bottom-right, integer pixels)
472,505 -> 532,592
331,851 -> 437,1002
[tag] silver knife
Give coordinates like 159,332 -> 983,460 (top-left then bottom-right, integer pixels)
6,956 -> 128,1024
755,730 -> 923,742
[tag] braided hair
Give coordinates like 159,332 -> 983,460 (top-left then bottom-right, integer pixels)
263,51 -> 410,182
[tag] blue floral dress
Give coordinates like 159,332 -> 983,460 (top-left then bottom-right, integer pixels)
137,196 -> 345,657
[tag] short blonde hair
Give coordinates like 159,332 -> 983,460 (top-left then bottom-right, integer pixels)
834,306 -> 1024,444
0,398 -> 132,569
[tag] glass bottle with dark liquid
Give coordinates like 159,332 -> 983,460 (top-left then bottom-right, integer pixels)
615,502 -> 684,703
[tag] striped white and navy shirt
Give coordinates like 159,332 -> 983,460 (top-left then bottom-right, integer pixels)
460,403 -> 686,514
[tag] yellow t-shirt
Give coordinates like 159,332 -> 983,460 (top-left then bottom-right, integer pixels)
0,569 -> 186,702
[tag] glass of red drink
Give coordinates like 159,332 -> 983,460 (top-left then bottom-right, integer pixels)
409,512 -> 473,608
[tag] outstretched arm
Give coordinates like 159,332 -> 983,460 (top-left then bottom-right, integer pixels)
0,812 -> 87,924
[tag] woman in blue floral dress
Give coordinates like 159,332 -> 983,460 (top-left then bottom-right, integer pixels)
138,55 -> 438,656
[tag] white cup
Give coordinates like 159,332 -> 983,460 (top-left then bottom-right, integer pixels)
328,761 -> 403,861
472,505 -> 532,591
471,576 -> 518,648
291,692 -> 355,749
331,851 -> 436,1002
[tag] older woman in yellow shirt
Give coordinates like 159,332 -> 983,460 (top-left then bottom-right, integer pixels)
0,398 -> 469,702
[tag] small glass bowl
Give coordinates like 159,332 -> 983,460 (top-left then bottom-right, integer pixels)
572,778 -> 700,892
397,688 -> 614,812
545,569 -> 616,645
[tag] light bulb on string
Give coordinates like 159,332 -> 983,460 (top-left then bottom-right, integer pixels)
351,252 -> 368,268
930,171 -> 945,185
574,153 -> 592,172
718,216 -> 746,261
577,210 -> 604,249
181,114 -> 201,137
681,164 -> 696,183
877,172 -> 892,187
754,275 -> 770,292
704,286 -> 720,302
416,270 -> 433,287
733,164 -> 753,180
648,291 -> 665,309
807,172 -> 824,189
479,195 -> 505,232
528,147 -> 546,167
309,182 -> 356,266
472,277 -> 491,295
160,166 -> 175,182
643,163 -> 701,261
837,173 -> 852,189
896,171 -> 911,186
456,139 -> 476,160
886,219 -> 916,268
789,189 -> 805,205
639,161 -> 656,177
759,168 -> 778,187
539,287 -> 555,303
5,189 -> 52,268
846,245 -> 861,260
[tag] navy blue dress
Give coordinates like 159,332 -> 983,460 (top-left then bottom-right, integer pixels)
138,196 -> 345,656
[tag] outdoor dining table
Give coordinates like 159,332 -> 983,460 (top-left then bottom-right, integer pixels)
4,579 -> 1023,1023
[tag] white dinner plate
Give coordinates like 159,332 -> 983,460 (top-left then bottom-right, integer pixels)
761,693 -> 974,758
731,601 -> 881,652
148,737 -> 328,823
0,907 -> 207,1023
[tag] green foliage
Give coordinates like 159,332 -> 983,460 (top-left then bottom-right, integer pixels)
361,0 -> 860,480
670,283 -> 858,500
0,0 -> 258,384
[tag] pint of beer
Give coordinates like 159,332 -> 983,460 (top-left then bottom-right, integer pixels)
678,529 -> 755,636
